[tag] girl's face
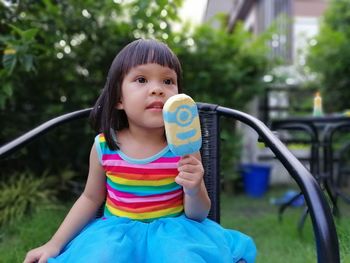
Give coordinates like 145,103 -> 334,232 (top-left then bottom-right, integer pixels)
117,63 -> 179,130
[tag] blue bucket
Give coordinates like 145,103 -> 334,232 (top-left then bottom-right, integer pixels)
240,164 -> 271,197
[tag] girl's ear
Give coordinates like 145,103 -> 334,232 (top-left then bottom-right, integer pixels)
115,101 -> 123,109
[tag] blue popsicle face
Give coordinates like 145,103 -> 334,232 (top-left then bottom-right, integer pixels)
163,95 -> 202,156
163,104 -> 198,127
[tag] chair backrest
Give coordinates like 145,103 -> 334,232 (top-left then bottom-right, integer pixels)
0,103 -> 340,263
198,104 -> 220,222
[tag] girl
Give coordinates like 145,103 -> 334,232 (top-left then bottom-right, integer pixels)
24,39 -> 256,263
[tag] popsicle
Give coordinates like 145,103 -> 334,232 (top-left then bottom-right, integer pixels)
163,94 -> 202,156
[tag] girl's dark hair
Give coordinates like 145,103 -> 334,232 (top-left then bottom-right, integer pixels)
90,39 -> 183,150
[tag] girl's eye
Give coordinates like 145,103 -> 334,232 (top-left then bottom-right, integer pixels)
136,77 -> 147,83
164,79 -> 173,85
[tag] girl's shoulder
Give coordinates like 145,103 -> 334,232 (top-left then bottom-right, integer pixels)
94,133 -> 117,164
94,133 -> 107,149
94,133 -> 117,151
95,133 -> 105,142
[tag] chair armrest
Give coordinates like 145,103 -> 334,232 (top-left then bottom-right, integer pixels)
0,108 -> 92,159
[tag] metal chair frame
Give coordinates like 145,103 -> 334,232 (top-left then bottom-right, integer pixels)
0,103 -> 340,263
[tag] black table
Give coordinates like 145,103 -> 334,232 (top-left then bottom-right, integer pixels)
270,115 -> 350,227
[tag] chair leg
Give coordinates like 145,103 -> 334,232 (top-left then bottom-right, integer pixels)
335,187 -> 350,204
278,192 -> 303,221
297,207 -> 309,233
324,180 -> 339,216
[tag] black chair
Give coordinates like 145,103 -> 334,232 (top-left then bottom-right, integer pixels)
0,103 -> 340,263
323,122 -> 350,208
269,122 -> 321,230
334,141 -> 350,204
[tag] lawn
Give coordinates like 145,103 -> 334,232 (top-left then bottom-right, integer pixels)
0,186 -> 349,263
220,187 -> 350,263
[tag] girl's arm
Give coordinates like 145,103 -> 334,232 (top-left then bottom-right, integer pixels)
175,153 -> 211,221
24,143 -> 106,263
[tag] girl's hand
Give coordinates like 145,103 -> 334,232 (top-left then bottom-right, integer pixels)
23,241 -> 61,263
175,154 -> 204,196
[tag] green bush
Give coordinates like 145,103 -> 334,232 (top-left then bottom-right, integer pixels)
173,22 -> 270,181
0,171 -> 59,226
307,0 -> 350,112
175,22 -> 270,109
0,0 -> 183,177
0,1 -> 271,186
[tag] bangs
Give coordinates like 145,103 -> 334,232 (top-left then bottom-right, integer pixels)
120,39 -> 181,80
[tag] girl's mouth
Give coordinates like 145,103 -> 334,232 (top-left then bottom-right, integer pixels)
146,101 -> 164,110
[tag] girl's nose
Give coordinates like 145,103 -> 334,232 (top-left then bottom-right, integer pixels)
150,84 -> 165,96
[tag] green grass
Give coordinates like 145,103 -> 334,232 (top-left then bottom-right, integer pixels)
0,187 -> 349,263
0,205 -> 68,263
220,187 -> 350,263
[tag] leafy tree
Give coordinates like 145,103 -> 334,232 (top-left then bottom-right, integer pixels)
0,0 -> 183,177
307,0 -> 350,112
171,22 -> 271,182
0,1 -> 270,185
177,22 -> 270,109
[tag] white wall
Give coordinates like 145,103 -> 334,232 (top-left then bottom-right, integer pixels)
293,16 -> 321,66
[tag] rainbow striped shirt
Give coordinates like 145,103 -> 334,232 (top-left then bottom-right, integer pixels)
95,134 -> 183,222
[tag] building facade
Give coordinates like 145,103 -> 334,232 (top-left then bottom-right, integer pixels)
204,0 -> 328,64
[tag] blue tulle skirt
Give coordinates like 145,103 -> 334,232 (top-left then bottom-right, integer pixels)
48,215 -> 256,263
